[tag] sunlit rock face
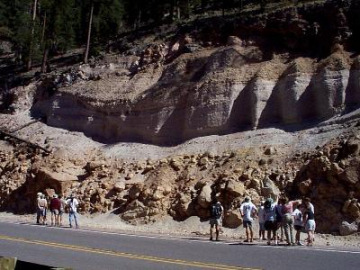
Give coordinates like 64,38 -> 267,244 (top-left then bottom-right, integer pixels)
31,46 -> 360,145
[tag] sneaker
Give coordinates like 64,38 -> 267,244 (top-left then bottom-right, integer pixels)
297,242 -> 304,246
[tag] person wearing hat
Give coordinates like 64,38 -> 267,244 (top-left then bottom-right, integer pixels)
66,194 -> 79,228
239,196 -> 257,242
263,197 -> 278,245
50,194 -> 61,226
38,194 -> 48,225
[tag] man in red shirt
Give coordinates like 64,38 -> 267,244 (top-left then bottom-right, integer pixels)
50,194 -> 61,226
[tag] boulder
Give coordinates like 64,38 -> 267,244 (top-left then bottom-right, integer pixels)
339,221 -> 358,236
85,161 -> 105,172
226,180 -> 245,197
261,176 -> 280,200
227,36 -> 242,46
122,200 -> 147,221
35,168 -> 78,195
113,181 -> 125,192
223,210 -> 242,228
197,184 -> 212,208
298,179 -> 312,195
128,184 -> 143,200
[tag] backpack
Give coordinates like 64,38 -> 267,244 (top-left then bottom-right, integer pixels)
264,198 -> 272,209
210,203 -> 222,219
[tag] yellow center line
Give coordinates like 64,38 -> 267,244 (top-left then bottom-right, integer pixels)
0,234 -> 260,270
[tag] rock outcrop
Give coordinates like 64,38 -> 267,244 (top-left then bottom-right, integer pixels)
30,47 -> 360,146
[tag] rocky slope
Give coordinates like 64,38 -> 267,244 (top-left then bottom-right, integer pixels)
0,0 -> 360,236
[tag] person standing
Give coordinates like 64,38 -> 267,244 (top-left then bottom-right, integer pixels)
59,194 -> 67,226
38,194 -> 48,225
50,194 -> 61,226
292,203 -> 304,245
239,196 -> 257,242
209,198 -> 224,241
67,194 -> 79,228
275,197 -> 284,242
263,198 -> 278,245
281,197 -> 296,245
36,192 -> 43,224
303,198 -> 316,246
258,201 -> 266,241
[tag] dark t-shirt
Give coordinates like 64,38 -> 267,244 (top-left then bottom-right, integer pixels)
50,198 -> 61,210
305,209 -> 314,220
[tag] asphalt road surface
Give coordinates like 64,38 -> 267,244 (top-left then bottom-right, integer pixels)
0,221 -> 360,270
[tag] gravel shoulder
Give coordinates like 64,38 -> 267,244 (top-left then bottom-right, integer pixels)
1,212 -> 359,250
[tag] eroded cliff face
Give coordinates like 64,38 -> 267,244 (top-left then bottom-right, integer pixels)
31,45 -> 359,145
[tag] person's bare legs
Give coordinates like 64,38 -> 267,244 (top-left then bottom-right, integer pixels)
307,231 -> 314,246
267,230 -> 271,245
245,227 -> 250,241
273,230 -> 278,245
215,224 -> 220,241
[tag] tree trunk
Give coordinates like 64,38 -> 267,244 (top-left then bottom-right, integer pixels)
26,0 -> 38,71
41,11 -> 46,44
84,2 -> 94,64
41,46 -> 49,73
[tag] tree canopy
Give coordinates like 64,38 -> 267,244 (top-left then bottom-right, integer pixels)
0,0 -> 314,70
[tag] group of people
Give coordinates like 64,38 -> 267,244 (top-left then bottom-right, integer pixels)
209,196 -> 316,246
36,192 -> 80,228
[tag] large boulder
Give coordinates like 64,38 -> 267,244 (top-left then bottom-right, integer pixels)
225,180 -> 245,197
339,221 -> 358,236
197,184 -> 212,208
34,168 -> 78,194
261,176 -> 280,200
223,210 -> 242,228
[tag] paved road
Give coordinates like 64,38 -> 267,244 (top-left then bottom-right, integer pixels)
0,221 -> 360,270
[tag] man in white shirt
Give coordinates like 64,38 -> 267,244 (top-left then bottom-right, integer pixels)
66,194 -> 79,228
240,196 -> 257,242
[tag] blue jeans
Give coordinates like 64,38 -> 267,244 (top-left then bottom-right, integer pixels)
69,211 -> 78,227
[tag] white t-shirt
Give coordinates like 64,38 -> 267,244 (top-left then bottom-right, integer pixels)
240,202 -> 257,222
67,198 -> 79,213
292,208 -> 303,226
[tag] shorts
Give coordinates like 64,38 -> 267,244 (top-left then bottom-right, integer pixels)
210,218 -> 222,227
259,222 -> 265,231
38,208 -> 46,217
305,220 -> 316,232
294,225 -> 303,231
264,220 -> 277,231
52,209 -> 60,215
243,220 -> 253,228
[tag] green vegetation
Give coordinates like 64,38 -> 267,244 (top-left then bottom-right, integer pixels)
0,0 -> 337,71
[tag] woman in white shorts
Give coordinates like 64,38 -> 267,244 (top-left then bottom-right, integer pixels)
304,198 -> 315,246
